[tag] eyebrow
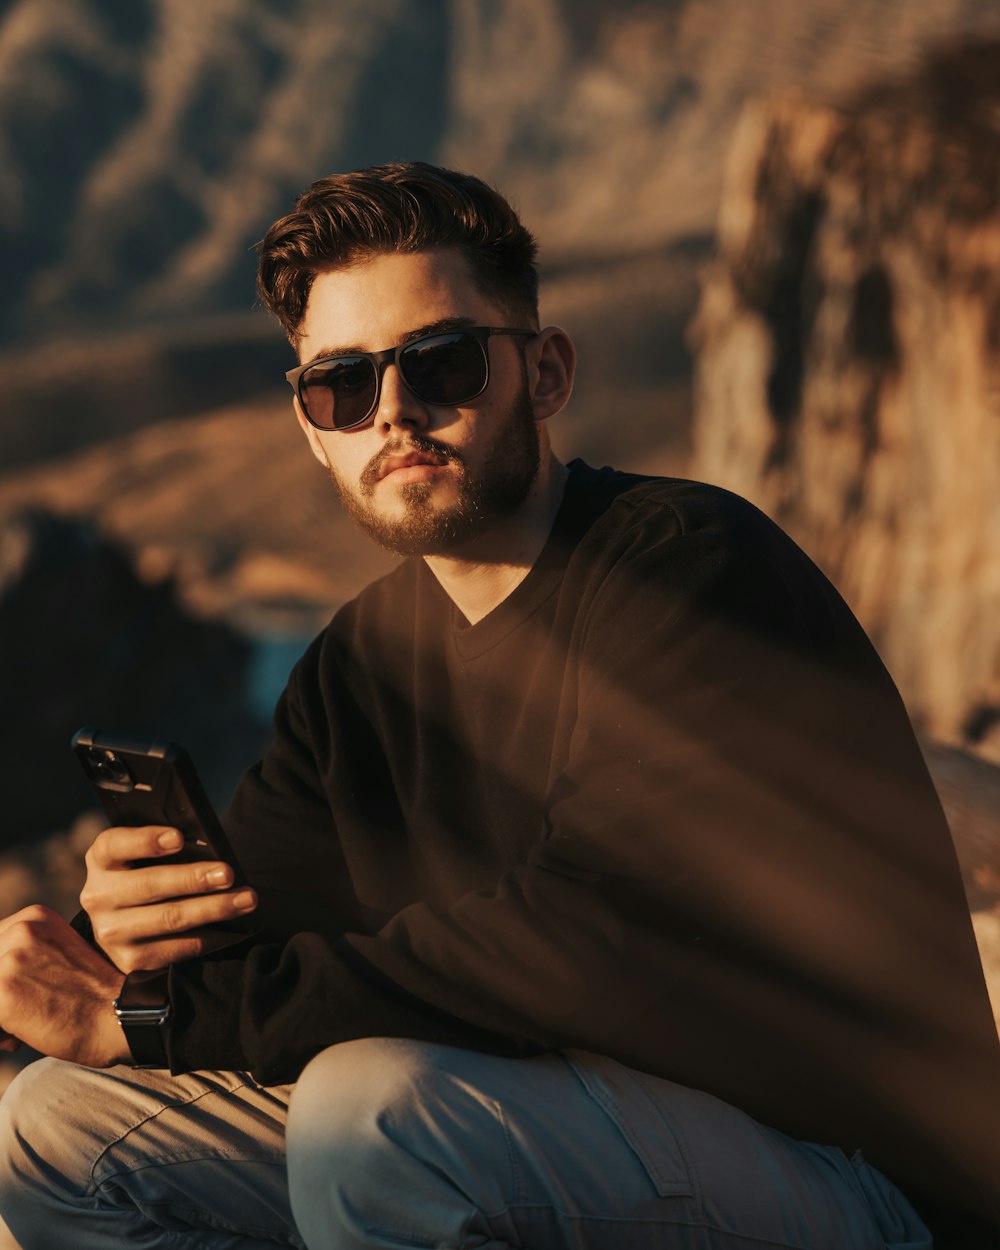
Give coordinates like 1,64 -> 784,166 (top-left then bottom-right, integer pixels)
303,316 -> 478,366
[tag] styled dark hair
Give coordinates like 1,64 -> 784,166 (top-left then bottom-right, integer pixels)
256,162 -> 539,343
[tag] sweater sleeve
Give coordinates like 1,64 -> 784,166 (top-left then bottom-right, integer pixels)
217,635 -> 356,943
165,498 -> 998,1227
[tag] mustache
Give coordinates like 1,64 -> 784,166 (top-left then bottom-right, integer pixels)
360,435 -> 463,492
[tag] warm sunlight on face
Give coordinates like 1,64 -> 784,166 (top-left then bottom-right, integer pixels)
293,250 -> 541,556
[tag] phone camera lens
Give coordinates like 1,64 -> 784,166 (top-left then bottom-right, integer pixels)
87,748 -> 131,787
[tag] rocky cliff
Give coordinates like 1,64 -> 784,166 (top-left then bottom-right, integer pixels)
5,0 -> 1000,499
4,0 -> 1000,348
690,39 -> 1000,766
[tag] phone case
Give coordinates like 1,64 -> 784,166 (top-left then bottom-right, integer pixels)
71,727 -> 248,885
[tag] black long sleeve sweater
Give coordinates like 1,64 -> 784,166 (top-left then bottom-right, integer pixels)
164,461 -> 999,1245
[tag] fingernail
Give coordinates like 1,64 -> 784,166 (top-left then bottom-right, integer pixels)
233,890 -> 256,912
158,830 -> 182,850
206,867 -> 230,887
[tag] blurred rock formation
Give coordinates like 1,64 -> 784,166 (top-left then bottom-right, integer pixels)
0,397 -> 388,632
6,0 -> 998,347
690,39 -> 1000,765
921,741 -> 1000,1026
4,0 -> 1000,482
0,510 -> 258,845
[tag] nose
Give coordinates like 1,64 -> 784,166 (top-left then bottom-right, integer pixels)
375,362 -> 429,435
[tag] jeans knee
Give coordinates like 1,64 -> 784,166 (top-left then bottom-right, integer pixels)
286,1038 -> 508,1244
287,1037 -> 438,1170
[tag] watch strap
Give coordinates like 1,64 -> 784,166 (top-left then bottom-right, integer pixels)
114,969 -> 171,1068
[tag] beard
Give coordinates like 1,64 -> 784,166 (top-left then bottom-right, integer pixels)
323,382 -> 541,557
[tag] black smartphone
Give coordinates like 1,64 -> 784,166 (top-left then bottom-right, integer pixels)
71,727 -> 248,885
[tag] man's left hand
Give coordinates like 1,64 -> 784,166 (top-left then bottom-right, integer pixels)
0,905 -> 132,1067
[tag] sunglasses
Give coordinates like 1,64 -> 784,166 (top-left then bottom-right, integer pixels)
285,326 -> 536,432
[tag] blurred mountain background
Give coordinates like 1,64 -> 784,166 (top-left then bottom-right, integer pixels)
0,0 -> 998,1043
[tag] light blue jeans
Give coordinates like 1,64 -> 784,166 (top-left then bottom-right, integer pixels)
0,1038 -> 930,1249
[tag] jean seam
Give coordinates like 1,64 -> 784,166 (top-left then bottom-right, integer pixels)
507,1200 -> 830,1250
98,1150 -> 288,1179
843,1152 -> 890,1250
88,1074 -> 255,1196
502,1204 -> 823,1248
629,1065 -> 702,1206
127,1195 -> 302,1244
493,1096 -> 524,1205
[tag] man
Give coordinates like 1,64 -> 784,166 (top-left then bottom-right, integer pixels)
0,163 -> 996,1249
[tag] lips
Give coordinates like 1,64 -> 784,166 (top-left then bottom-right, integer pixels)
377,450 -> 449,480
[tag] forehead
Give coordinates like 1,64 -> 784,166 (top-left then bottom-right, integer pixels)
297,249 -> 503,359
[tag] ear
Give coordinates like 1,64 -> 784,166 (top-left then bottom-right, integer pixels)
527,326 -> 576,423
293,396 -> 332,468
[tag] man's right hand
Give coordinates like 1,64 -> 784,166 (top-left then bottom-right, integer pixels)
80,826 -> 258,973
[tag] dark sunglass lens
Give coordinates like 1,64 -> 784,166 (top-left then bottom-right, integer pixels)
300,357 -> 377,429
401,333 -> 487,405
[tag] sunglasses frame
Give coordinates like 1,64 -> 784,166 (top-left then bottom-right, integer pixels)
285,326 -> 537,432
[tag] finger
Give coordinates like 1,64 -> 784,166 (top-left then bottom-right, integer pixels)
86,825 -> 185,871
0,1035 -> 22,1054
97,859 -> 239,909
102,888 -> 257,946
120,925 -> 254,972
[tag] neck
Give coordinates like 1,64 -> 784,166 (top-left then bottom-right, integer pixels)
423,456 -> 569,624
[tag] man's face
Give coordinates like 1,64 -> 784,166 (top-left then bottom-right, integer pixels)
294,249 -> 541,557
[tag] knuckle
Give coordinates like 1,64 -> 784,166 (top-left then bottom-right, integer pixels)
8,945 -> 31,970
128,870 -> 156,906
86,827 -> 114,866
0,938 -> 32,972
20,903 -> 52,925
95,917 -> 125,950
160,903 -> 184,934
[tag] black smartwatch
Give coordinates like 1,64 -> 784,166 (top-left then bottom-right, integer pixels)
114,969 -> 171,1068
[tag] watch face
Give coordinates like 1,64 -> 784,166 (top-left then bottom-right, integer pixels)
115,969 -> 170,1012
